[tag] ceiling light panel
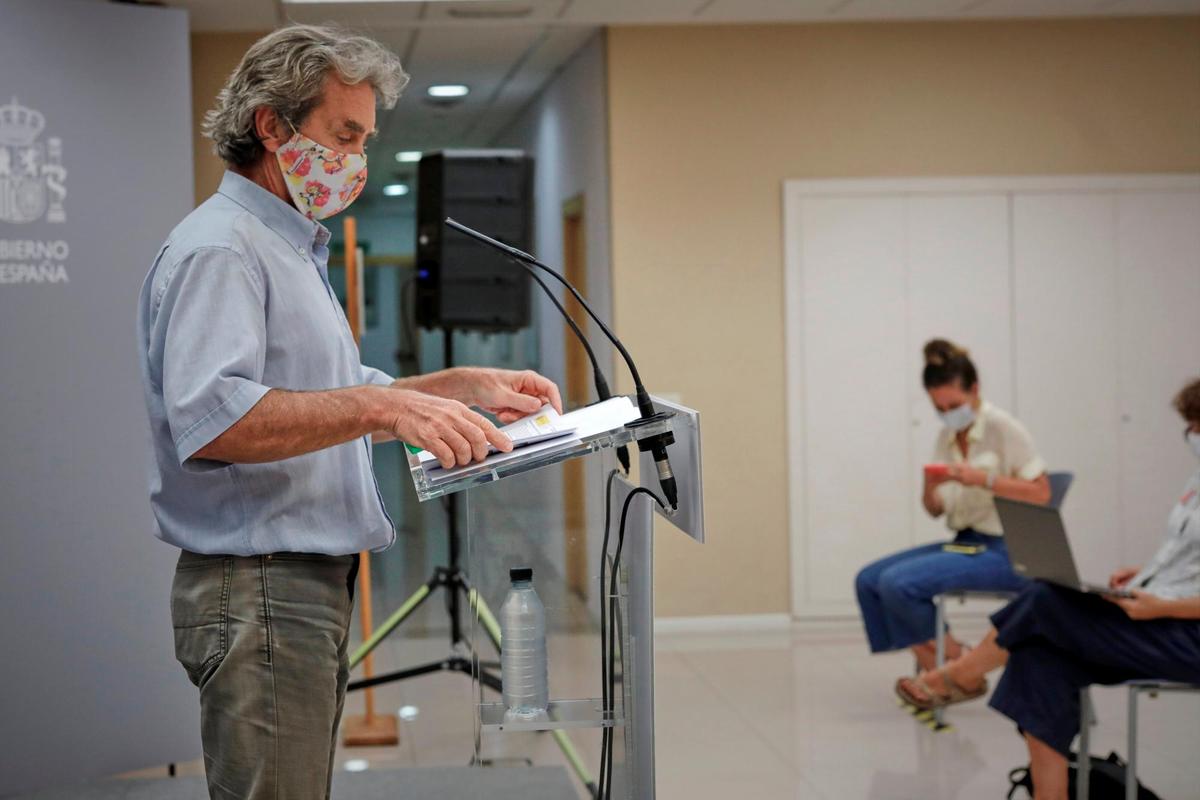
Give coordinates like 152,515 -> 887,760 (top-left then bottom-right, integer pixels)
427,84 -> 470,97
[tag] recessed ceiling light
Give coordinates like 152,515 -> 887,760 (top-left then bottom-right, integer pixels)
383,183 -> 409,197
427,84 -> 469,99
395,151 -> 422,163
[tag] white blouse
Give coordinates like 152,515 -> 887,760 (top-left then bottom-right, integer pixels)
1133,470 -> 1200,600
932,401 -> 1046,536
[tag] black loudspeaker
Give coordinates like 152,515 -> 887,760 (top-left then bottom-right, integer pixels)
415,150 -> 533,332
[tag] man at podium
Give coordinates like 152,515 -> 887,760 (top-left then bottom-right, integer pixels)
135,24 -> 561,800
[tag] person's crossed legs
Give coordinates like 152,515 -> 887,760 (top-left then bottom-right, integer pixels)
857,534 -> 1020,669
897,582 -> 1200,800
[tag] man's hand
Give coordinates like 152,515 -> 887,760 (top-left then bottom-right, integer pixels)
405,367 -> 564,424
468,368 -> 563,423
1106,589 -> 1169,621
1109,565 -> 1141,589
381,388 -> 513,469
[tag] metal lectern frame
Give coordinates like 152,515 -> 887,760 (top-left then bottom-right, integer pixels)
378,396 -> 704,799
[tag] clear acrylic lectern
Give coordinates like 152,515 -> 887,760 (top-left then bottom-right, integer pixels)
405,396 -> 704,799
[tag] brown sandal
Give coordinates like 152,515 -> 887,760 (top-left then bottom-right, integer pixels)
895,668 -> 988,711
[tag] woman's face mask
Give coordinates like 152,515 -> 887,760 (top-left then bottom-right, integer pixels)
939,403 -> 977,433
275,127 -> 367,221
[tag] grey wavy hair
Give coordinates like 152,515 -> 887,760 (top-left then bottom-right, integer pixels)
202,24 -> 409,167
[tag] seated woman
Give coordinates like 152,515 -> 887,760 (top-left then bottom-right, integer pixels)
896,377 -> 1200,800
856,339 -> 1051,670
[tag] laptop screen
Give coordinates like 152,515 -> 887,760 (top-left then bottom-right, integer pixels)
994,497 -> 1082,589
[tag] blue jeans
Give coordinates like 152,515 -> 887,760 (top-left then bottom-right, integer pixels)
854,529 -> 1028,653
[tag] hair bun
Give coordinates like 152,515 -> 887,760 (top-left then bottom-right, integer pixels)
923,338 -> 967,367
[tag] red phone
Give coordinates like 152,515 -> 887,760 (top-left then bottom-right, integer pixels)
924,463 -> 950,479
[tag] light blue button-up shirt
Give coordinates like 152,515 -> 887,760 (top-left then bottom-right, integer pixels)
137,171 -> 395,555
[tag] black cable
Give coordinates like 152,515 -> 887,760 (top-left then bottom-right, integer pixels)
605,488 -> 665,798
598,483 -> 665,800
602,487 -> 666,799
597,468 -> 619,800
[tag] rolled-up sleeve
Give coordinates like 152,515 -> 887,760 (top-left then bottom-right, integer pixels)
152,246 -> 272,471
1006,419 -> 1047,481
361,365 -> 395,387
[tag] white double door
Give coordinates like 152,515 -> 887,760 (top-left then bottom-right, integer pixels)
785,176 -> 1200,618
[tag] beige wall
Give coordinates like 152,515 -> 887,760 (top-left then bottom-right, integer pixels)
606,18 -> 1200,618
191,32 -> 269,206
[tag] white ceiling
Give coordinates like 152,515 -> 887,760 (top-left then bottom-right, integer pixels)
164,0 -> 1200,208
173,0 -> 1200,30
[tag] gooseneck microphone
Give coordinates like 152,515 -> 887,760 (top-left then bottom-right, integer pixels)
521,266 -> 631,472
523,267 -> 612,400
445,217 -> 677,508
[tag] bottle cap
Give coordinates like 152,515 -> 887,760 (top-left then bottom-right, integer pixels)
509,567 -> 533,582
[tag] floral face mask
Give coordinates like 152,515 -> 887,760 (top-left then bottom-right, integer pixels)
275,127 -> 368,221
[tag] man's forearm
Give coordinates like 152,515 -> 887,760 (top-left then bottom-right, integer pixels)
392,368 -> 469,402
193,386 -> 387,465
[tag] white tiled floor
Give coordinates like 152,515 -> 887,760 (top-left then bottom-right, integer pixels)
127,620 -> 1200,799
659,624 -> 1200,800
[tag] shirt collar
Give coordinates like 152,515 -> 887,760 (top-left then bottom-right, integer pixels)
217,170 -> 331,255
966,400 -> 990,443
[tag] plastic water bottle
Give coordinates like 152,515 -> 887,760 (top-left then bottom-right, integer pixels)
500,566 -> 549,721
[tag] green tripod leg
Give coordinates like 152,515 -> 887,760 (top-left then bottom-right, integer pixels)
350,583 -> 432,669
468,587 -> 503,645
468,588 -> 598,795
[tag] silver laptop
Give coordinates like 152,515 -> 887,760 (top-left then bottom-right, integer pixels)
994,497 -> 1133,598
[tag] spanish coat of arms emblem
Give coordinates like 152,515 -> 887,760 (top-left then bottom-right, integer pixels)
0,97 -> 67,224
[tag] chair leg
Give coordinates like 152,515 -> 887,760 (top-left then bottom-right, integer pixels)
1077,688 -> 1091,800
933,595 -> 946,727
1118,686 -> 1137,800
1126,688 -> 1138,800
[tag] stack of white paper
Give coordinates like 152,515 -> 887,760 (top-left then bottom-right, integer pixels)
417,396 -> 640,482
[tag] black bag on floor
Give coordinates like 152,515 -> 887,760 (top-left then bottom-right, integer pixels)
1007,751 -> 1163,800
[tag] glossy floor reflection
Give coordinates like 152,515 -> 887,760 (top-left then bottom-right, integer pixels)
121,621 -> 1199,799
331,621 -> 1199,800
650,624 -> 1200,800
